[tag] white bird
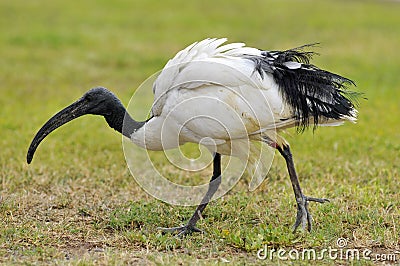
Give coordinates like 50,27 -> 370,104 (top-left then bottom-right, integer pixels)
27,38 -> 359,235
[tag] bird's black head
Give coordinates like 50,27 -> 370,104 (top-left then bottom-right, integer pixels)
26,87 -> 129,164
81,87 -> 124,116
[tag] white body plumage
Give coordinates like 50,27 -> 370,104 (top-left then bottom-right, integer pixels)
130,38 -> 356,156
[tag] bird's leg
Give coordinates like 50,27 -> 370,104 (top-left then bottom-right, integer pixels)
158,153 -> 222,237
277,144 -> 329,232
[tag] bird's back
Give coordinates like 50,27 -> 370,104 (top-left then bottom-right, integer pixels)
151,38 -> 358,136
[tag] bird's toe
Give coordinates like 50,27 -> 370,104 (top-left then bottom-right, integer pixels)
292,195 -> 329,233
157,224 -> 204,237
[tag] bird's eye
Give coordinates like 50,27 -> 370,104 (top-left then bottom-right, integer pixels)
85,94 -> 93,102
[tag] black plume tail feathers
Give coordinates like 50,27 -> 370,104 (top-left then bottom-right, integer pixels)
249,44 -> 360,131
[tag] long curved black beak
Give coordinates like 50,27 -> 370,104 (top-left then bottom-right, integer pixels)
27,97 -> 88,164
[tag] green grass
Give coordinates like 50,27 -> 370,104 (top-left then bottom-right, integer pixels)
1,0 -> 399,265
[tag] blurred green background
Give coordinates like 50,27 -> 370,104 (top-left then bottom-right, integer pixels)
1,0 -> 399,264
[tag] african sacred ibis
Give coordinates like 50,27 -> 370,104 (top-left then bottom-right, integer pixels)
27,38 -> 359,235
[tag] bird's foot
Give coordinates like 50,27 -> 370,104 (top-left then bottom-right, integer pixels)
157,224 -> 204,237
293,195 -> 330,233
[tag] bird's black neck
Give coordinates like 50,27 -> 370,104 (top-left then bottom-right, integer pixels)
104,104 -> 145,138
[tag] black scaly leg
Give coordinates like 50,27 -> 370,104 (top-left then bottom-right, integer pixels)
158,153 -> 222,236
277,144 -> 329,232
